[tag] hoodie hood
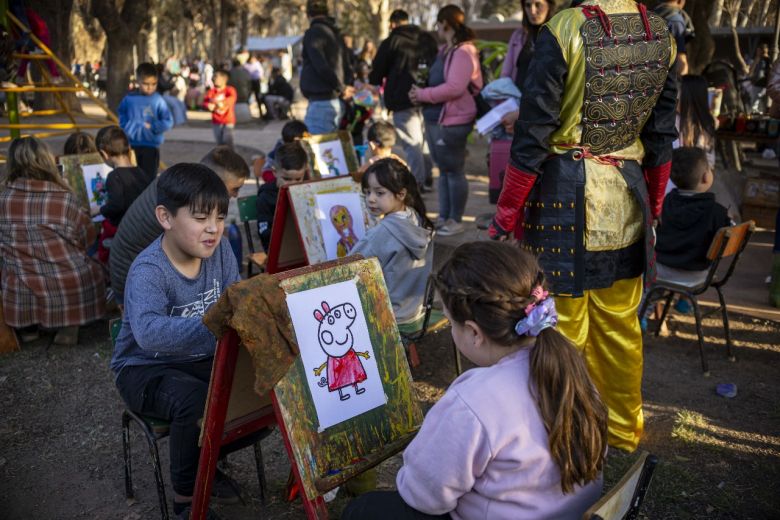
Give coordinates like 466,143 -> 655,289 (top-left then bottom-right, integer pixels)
381,211 -> 433,261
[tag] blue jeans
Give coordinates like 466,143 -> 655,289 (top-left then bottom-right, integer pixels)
426,122 -> 471,222
393,108 -> 431,187
213,123 -> 235,148
304,98 -> 343,135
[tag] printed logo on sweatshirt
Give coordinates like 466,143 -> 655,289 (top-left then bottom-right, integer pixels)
169,279 -> 221,318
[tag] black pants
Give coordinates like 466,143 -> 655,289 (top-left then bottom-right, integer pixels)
133,145 -> 160,180
341,491 -> 452,520
250,79 -> 264,112
116,359 -> 265,496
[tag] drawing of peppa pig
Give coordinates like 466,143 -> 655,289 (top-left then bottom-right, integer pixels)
312,300 -> 371,401
329,205 -> 359,258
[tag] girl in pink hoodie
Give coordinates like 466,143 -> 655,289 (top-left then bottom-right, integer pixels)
342,241 -> 608,520
409,5 -> 482,237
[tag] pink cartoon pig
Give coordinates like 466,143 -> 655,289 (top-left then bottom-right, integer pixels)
312,300 -> 370,401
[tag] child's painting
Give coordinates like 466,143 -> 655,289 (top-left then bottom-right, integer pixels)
285,279 -> 386,431
315,192 -> 366,260
59,153 -> 112,222
300,131 -> 360,178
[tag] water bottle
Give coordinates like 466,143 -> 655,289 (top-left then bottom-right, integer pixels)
227,220 -> 242,266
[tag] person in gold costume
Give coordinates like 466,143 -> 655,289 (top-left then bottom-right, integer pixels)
489,0 -> 678,452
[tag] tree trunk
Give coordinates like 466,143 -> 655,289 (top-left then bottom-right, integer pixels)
685,0 -> 717,74
147,14 -> 159,63
710,0 -> 725,26
91,0 -> 151,113
739,0 -> 757,27
105,32 -> 135,112
27,0 -> 80,112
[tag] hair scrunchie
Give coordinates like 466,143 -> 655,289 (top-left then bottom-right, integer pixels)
515,286 -> 558,337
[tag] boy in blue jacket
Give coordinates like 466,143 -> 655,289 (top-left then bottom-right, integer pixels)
118,62 -> 174,180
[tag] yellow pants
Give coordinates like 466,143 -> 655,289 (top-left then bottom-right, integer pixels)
555,277 -> 644,452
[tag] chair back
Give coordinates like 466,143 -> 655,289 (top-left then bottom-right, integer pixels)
237,195 -> 258,223
583,452 -> 658,520
703,221 -> 755,288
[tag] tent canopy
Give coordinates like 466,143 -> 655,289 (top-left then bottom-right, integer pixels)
243,35 -> 302,52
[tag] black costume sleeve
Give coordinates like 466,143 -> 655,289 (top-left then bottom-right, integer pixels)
509,27 -> 568,176
639,64 -> 678,168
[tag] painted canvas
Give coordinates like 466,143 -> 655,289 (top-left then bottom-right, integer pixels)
300,131 -> 359,178
59,153 -> 112,222
286,176 -> 373,265
311,139 -> 348,177
286,279 -> 387,431
315,192 -> 366,260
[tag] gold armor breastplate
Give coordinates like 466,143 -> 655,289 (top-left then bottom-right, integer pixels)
580,13 -> 671,155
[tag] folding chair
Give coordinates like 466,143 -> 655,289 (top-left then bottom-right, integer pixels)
111,319 -> 268,519
583,452 -> 658,520
397,275 -> 450,369
639,221 -> 755,376
237,195 -> 268,277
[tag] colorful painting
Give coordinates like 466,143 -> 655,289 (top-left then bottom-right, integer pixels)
59,153 -> 112,222
274,257 -> 423,499
300,131 -> 360,179
285,177 -> 372,264
315,192 -> 365,260
287,279 -> 386,431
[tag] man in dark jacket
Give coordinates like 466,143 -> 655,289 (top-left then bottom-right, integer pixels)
228,59 -> 252,104
264,67 -> 295,119
370,9 -> 433,189
301,0 -> 354,134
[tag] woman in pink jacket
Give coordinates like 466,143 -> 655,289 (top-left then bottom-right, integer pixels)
409,5 -> 482,236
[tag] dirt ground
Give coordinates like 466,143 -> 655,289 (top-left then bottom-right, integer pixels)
1,304 -> 778,520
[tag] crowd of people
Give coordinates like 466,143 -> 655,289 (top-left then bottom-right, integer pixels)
2,0 -> 779,519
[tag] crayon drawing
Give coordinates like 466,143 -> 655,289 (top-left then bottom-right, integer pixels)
310,139 -> 348,177
285,279 -> 386,431
315,192 -> 366,260
59,153 -> 112,223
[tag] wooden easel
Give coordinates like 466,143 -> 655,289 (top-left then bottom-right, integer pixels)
265,176 -> 369,274
0,301 -> 21,354
191,257 -> 422,519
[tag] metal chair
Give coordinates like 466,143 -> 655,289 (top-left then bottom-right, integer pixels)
237,194 -> 268,277
583,452 -> 658,520
639,221 -> 755,376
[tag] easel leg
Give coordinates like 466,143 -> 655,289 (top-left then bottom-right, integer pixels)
191,329 -> 240,520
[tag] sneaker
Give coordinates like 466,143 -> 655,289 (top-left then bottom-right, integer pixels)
674,298 -> 691,314
437,220 -> 465,236
434,217 -> 447,229
17,326 -> 39,343
210,468 -> 241,504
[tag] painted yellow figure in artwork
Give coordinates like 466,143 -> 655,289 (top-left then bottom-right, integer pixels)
330,204 -> 359,257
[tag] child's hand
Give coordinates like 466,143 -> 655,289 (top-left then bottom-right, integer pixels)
144,122 -> 151,129
342,85 -> 355,100
207,102 -> 216,112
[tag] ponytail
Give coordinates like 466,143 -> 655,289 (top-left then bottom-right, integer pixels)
530,328 -> 608,493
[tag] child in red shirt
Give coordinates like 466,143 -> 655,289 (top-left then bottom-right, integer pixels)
203,69 -> 237,148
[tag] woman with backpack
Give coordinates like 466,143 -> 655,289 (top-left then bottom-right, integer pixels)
409,4 -> 482,237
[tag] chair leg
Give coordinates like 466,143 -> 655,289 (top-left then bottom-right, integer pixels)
655,291 -> 675,337
716,287 -> 735,362
253,440 -> 267,505
147,435 -> 169,520
689,297 -> 709,377
122,411 -> 134,500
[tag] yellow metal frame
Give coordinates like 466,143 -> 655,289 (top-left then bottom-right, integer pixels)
1,10 -> 118,160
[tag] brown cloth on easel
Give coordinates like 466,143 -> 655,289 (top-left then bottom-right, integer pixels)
204,274 -> 298,397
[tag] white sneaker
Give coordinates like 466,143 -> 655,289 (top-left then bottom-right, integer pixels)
434,217 -> 447,229
438,220 -> 465,236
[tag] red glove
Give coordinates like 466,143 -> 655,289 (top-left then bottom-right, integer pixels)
644,161 -> 671,219
489,164 -> 537,240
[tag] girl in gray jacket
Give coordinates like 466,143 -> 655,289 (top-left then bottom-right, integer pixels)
352,158 -> 434,326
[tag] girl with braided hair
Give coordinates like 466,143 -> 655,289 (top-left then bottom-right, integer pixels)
343,241 -> 607,519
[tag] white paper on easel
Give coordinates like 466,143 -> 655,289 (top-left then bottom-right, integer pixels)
286,280 -> 386,431
80,162 -> 113,222
475,98 -> 519,135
